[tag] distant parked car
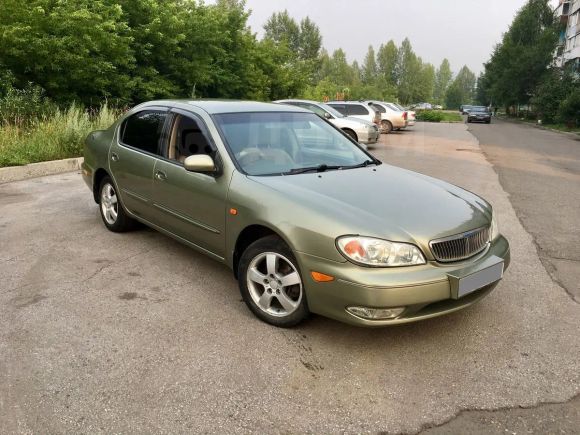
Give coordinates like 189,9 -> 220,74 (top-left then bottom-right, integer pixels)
460,105 -> 473,115
387,102 -> 416,128
414,102 -> 433,110
364,101 -> 407,133
275,99 -> 380,147
326,101 -> 381,128
433,104 -> 443,110
467,106 -> 491,124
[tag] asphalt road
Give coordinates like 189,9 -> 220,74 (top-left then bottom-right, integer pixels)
1,122 -> 579,434
468,119 -> 580,303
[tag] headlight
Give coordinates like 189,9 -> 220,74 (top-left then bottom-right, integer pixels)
490,211 -> 500,241
336,236 -> 426,267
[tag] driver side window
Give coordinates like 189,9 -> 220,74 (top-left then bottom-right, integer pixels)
167,113 -> 214,164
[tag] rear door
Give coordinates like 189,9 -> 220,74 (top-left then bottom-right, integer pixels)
109,108 -> 168,220
346,104 -> 373,124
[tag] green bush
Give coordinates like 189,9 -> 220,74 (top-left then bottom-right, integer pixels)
0,84 -> 57,126
558,89 -> 580,127
0,103 -> 119,167
416,110 -> 445,122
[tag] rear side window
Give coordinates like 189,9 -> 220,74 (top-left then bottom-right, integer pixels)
328,104 -> 347,115
121,110 -> 167,154
371,104 -> 386,113
348,105 -> 370,116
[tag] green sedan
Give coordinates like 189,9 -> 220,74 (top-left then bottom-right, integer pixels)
82,100 -> 510,327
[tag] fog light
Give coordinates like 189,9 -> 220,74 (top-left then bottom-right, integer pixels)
346,306 -> 405,320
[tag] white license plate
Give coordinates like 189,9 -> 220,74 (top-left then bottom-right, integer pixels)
456,261 -> 504,298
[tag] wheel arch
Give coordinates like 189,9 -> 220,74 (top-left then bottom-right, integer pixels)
93,168 -> 110,203
232,224 -> 292,280
341,128 -> 357,142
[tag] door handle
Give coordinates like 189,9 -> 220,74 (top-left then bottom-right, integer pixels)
111,152 -> 119,162
155,170 -> 167,181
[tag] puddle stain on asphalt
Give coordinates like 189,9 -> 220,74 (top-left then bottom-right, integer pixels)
12,294 -> 48,309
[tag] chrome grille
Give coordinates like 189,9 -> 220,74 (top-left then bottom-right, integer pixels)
430,226 -> 490,262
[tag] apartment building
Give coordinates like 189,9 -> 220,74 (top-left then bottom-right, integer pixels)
554,0 -> 580,71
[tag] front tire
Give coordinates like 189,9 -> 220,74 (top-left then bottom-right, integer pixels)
98,176 -> 135,232
343,128 -> 358,142
238,236 -> 309,327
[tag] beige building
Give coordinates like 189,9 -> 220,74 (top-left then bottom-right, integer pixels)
555,0 -> 580,71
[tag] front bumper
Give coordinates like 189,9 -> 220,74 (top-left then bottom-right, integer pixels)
295,235 -> 510,327
468,116 -> 491,123
359,127 -> 380,144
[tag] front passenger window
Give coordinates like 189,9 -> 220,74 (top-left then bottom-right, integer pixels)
167,114 -> 214,164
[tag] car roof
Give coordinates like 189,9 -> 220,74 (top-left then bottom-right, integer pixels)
274,99 -> 321,105
136,99 -> 310,115
327,101 -> 369,105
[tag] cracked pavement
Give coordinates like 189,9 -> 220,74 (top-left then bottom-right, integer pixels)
0,122 -> 579,433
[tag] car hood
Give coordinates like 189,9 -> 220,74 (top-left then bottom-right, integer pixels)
249,164 -> 491,246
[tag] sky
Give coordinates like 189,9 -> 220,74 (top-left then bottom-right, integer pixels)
240,0 -> 551,75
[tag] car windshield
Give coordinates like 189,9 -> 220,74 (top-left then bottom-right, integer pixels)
214,112 -> 376,176
471,107 -> 488,113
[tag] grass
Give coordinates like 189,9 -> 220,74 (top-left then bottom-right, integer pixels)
0,104 -> 119,168
415,110 -> 462,123
542,123 -> 580,134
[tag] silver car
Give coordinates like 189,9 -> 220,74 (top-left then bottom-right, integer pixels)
275,99 -> 380,147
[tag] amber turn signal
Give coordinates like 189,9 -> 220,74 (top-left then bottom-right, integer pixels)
311,271 -> 335,282
229,208 -> 238,215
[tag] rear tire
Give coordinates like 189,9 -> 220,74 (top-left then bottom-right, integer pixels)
238,236 -> 309,327
98,176 -> 135,232
381,120 -> 393,134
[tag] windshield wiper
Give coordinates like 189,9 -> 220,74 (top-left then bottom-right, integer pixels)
283,164 -> 342,175
343,159 -> 378,169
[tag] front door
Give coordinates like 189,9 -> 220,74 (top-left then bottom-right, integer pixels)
109,108 -> 168,219
151,109 -> 228,259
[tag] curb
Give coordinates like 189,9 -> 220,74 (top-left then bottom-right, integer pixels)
0,157 -> 84,184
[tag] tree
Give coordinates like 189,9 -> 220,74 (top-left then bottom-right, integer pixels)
481,0 -> 557,109
434,59 -> 452,105
263,10 -> 300,53
395,38 -> 423,104
361,45 -> 378,85
0,0 -> 135,105
298,17 -> 322,62
377,41 -> 398,87
531,68 -> 577,123
445,65 -> 476,109
416,62 -> 436,103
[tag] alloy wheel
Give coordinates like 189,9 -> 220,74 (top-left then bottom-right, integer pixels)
246,252 -> 303,317
100,182 -> 119,225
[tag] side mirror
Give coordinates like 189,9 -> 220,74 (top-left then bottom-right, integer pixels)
324,112 -> 332,119
183,154 -> 216,173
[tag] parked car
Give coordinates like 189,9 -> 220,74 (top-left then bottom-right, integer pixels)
433,104 -> 443,110
364,101 -> 407,133
274,99 -> 380,147
460,105 -> 473,115
414,102 -> 433,110
467,106 -> 492,124
326,101 -> 381,128
386,102 -> 416,128
83,100 -> 510,327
